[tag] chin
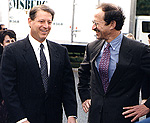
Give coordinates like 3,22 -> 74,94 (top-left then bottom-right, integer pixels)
40,35 -> 47,40
96,36 -> 101,39
97,37 -> 103,40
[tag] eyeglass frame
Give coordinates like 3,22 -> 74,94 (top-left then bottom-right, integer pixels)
92,20 -> 106,27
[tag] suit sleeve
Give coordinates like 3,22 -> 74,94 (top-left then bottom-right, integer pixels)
141,74 -> 150,99
0,57 -> 3,103
140,45 -> 150,108
78,44 -> 91,103
1,46 -> 26,122
62,47 -> 77,118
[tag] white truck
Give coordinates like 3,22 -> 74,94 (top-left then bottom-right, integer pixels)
0,0 -> 150,53
136,16 -> 150,45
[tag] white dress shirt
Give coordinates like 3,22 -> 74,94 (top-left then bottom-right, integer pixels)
29,34 -> 50,75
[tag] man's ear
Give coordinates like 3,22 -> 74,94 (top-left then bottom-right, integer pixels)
28,18 -> 32,28
110,20 -> 116,30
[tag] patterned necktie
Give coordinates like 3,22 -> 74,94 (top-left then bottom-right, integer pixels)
99,43 -> 111,93
40,43 -> 48,93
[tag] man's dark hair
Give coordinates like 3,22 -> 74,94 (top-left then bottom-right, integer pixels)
97,3 -> 126,30
29,4 -> 55,21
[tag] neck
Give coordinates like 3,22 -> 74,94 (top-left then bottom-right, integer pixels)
30,33 -> 45,43
105,31 -> 121,43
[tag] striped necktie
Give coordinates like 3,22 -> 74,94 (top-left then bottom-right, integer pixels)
40,43 -> 48,93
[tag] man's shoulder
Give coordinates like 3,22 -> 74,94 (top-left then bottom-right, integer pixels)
4,37 -> 28,53
88,39 -> 103,45
123,36 -> 146,46
121,36 -> 149,58
87,39 -> 104,50
46,40 -> 67,50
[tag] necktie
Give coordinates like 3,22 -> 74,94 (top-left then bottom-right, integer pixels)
99,43 -> 111,93
40,43 -> 48,93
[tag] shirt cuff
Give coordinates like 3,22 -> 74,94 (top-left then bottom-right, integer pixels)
16,118 -> 28,123
68,116 -> 77,119
16,116 -> 76,122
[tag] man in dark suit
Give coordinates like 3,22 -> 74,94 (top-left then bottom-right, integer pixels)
78,3 -> 150,123
0,5 -> 77,123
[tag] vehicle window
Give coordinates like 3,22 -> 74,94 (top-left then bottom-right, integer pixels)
142,21 -> 150,33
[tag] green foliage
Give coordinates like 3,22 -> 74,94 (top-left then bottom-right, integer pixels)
70,56 -> 83,62
136,0 -> 150,15
70,56 -> 84,68
68,52 -> 84,68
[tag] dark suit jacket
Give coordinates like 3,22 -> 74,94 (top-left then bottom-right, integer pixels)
141,76 -> 150,100
0,55 -> 2,102
78,36 -> 150,123
1,36 -> 77,123
0,54 -> 3,103
141,75 -> 150,118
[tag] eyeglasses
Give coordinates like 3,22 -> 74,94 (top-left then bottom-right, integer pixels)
5,39 -> 15,43
92,20 -> 105,27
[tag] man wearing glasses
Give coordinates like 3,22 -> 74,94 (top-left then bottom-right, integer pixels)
78,3 -> 150,123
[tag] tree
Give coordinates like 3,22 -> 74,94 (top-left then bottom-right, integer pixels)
136,0 -> 150,15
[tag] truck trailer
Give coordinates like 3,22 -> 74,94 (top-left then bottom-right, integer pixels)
0,0 -> 150,54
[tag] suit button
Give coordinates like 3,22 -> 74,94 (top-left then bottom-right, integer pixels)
99,106 -> 103,113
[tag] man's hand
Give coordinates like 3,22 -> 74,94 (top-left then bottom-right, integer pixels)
82,99 -> 91,113
17,119 -> 30,123
122,104 -> 150,122
67,117 -> 77,123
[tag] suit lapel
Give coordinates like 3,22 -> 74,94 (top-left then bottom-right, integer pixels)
90,40 -> 105,62
22,36 -> 45,92
22,38 -> 61,95
46,40 -> 60,94
106,36 -> 133,93
90,40 -> 105,94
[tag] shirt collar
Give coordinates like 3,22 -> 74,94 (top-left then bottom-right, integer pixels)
29,34 -> 47,51
105,33 -> 123,50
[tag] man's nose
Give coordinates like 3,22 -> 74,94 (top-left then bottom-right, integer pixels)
43,22 -> 49,28
92,24 -> 96,30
